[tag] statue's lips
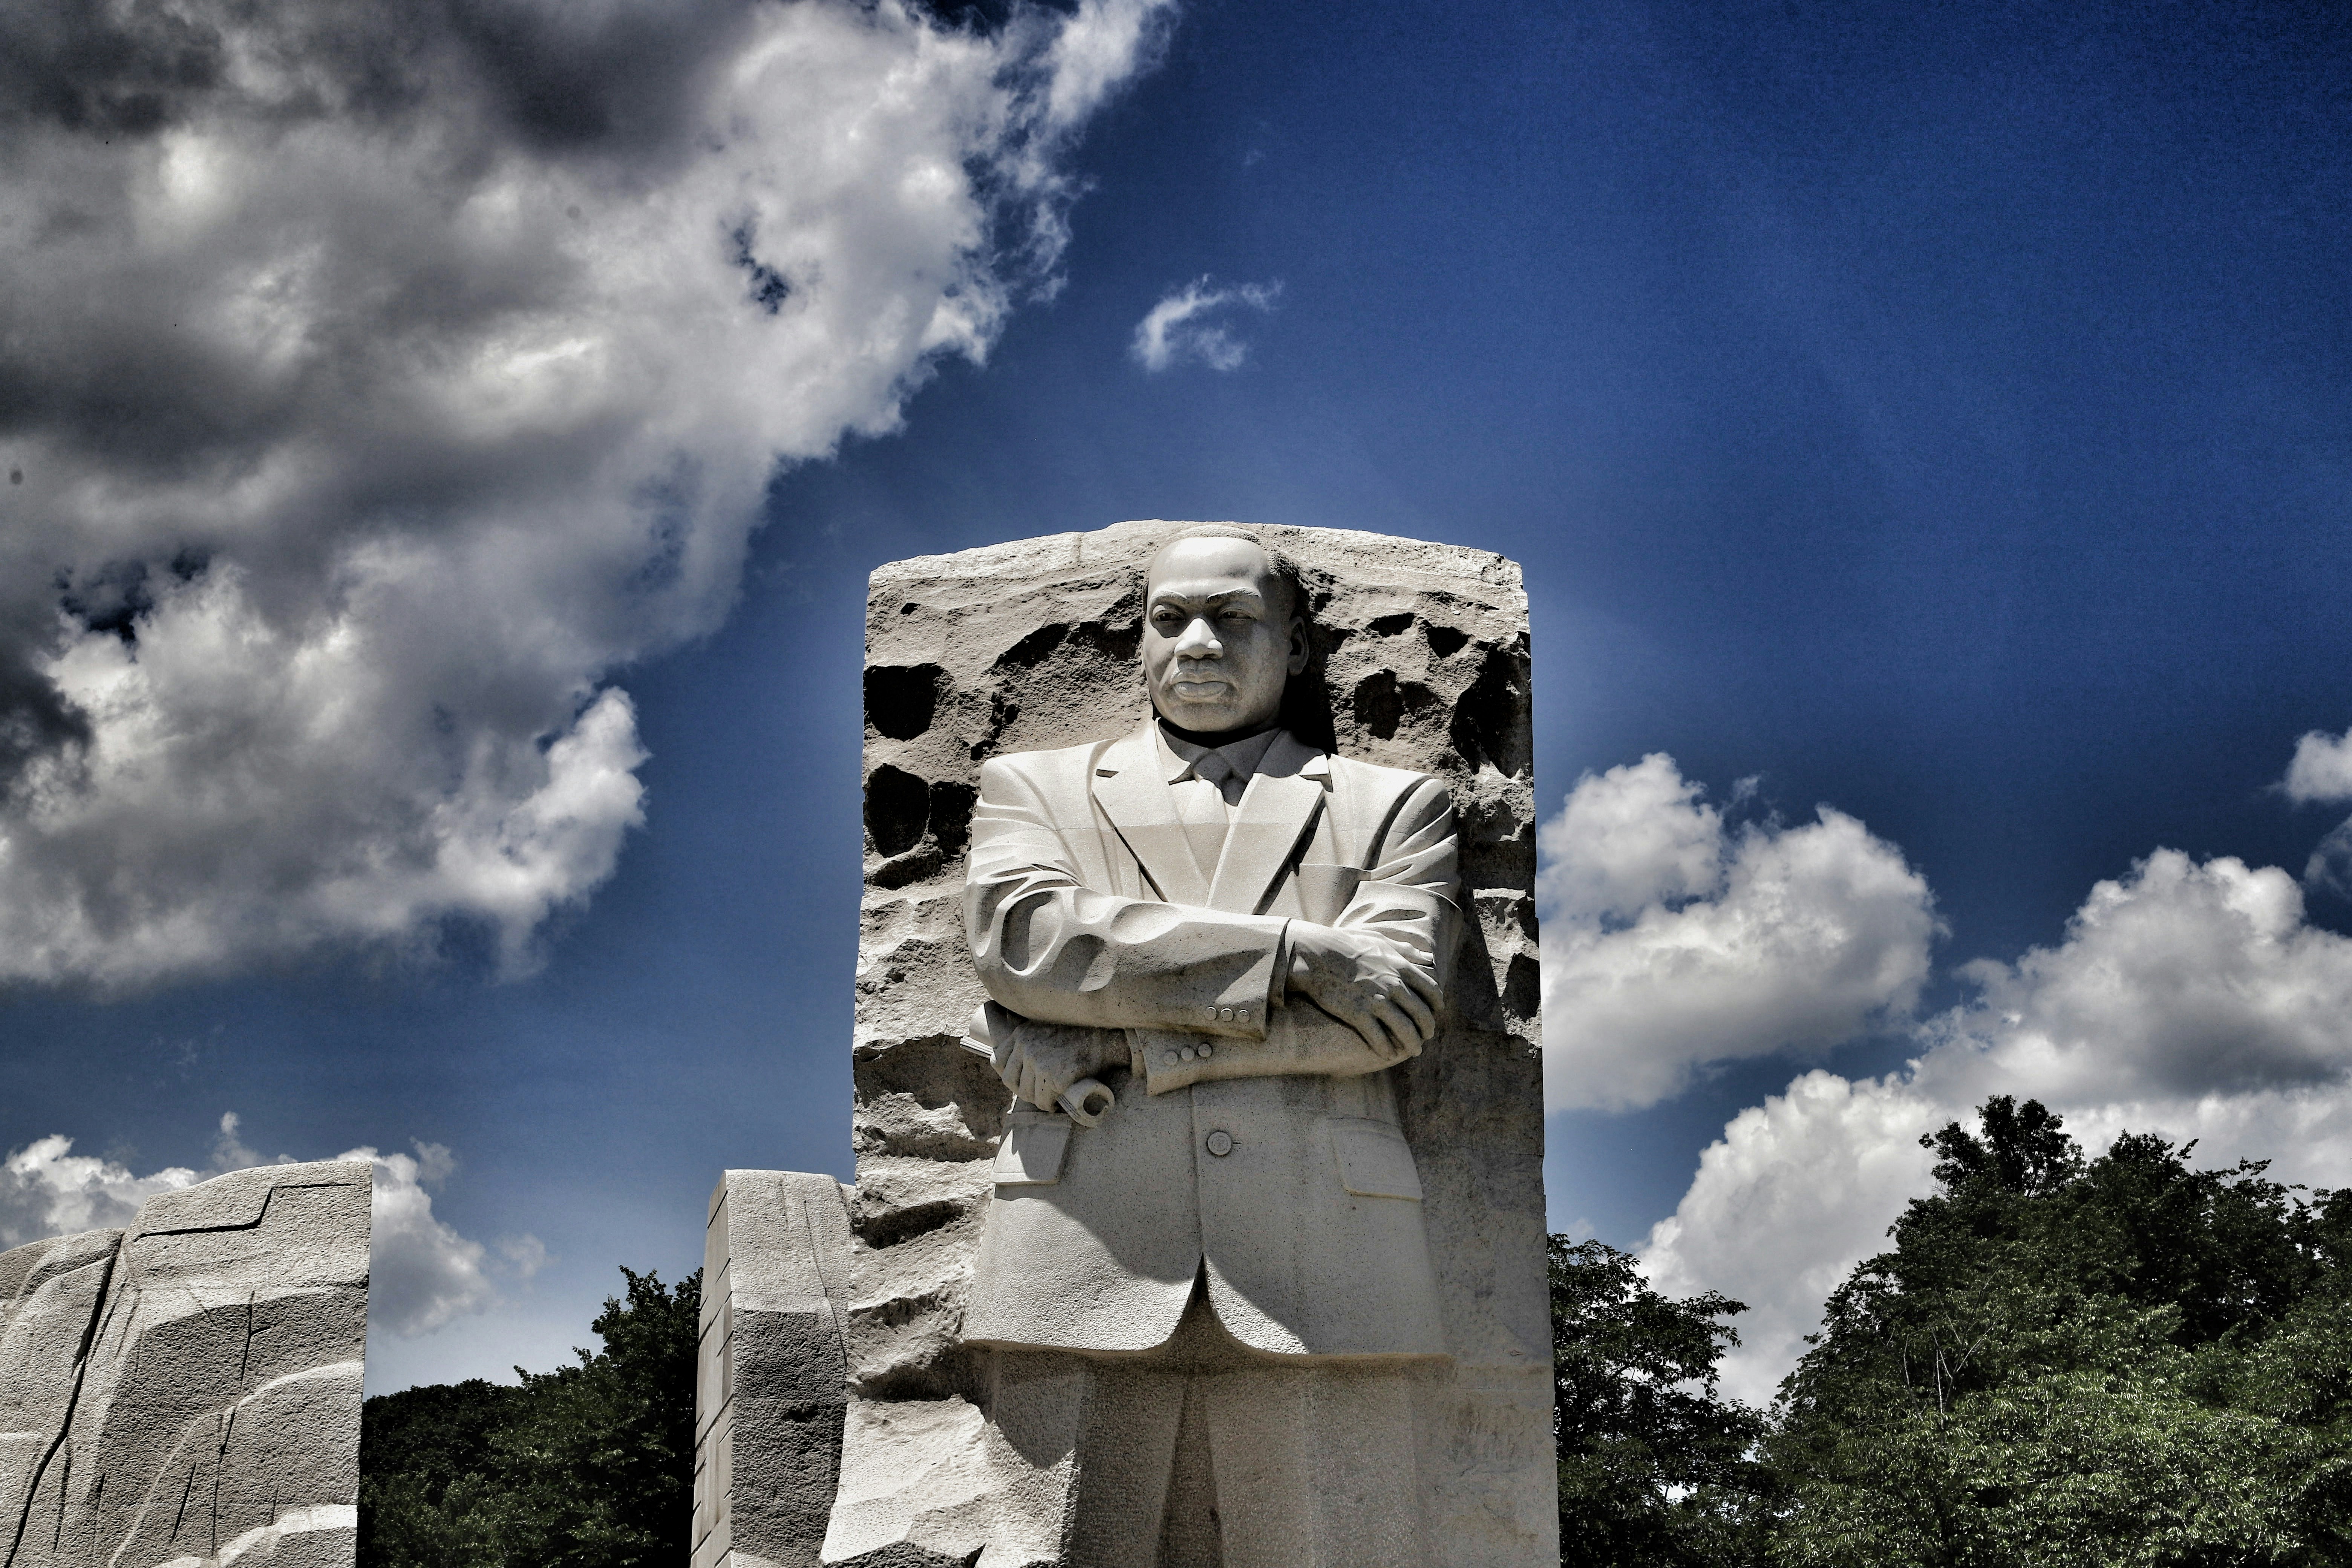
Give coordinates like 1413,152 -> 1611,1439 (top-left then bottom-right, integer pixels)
1167,678 -> 1232,700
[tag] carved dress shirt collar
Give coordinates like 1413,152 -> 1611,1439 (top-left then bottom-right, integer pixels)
1154,722 -> 1283,793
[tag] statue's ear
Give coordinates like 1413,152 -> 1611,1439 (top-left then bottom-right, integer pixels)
1286,613 -> 1311,676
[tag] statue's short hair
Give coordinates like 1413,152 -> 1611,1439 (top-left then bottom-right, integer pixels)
1144,523 -> 1309,628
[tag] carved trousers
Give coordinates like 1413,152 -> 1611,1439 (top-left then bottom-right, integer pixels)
981,1278 -> 1426,1568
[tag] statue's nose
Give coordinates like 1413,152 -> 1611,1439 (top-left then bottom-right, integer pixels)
1174,619 -> 1222,656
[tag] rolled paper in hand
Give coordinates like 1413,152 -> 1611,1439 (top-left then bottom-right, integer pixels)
1059,1078 -> 1115,1127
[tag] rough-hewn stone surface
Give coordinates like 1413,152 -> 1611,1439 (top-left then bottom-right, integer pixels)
695,1171 -> 856,1568
0,1158 -> 372,1568
836,521 -> 1552,1565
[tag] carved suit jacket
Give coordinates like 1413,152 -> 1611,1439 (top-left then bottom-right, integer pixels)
958,716 -> 1459,1360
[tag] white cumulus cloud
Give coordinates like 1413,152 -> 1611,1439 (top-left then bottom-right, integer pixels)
1641,848 -> 2352,1406
1539,754 -> 1940,1110
2281,726 -> 2352,894
2283,727 -> 2352,804
0,1135 -> 198,1248
0,0 -> 1173,987
338,1142 -> 497,1337
1130,276 -> 1283,372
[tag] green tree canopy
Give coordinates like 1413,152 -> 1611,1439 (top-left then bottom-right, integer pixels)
1552,1234 -> 1775,1565
1771,1097 -> 2352,1568
358,1266 -> 701,1568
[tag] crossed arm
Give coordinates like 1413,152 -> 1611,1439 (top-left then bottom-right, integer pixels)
963,760 -> 1459,1103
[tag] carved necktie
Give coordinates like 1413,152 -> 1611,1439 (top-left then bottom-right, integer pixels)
1176,751 -> 1238,881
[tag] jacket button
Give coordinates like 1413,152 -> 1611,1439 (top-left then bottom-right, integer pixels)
1205,1130 -> 1234,1157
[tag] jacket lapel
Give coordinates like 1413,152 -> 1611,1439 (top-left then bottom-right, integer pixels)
1091,718 -> 1212,907
1206,733 -> 1329,915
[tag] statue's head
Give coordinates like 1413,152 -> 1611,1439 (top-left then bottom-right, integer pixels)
1141,524 -> 1309,737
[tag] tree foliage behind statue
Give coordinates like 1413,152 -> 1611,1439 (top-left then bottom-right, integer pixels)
1771,1096 -> 2352,1567
358,1266 -> 700,1568
1551,1234 -> 1776,1565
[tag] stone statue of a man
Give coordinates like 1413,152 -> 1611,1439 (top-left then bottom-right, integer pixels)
957,523 -> 1459,1566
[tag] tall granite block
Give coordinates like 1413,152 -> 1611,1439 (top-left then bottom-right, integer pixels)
830,522 -> 1552,1565
696,1171 -> 856,1568
0,1158 -> 372,1568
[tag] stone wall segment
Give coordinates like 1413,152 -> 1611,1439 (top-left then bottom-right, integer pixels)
696,1171 -> 858,1568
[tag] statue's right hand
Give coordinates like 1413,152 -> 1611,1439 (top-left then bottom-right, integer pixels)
992,1016 -> 1115,1112
1284,924 -> 1442,1060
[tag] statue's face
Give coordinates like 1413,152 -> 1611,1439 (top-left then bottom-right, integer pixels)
1141,537 -> 1308,734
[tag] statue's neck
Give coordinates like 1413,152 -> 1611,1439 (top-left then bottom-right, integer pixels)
1156,717 -> 1282,749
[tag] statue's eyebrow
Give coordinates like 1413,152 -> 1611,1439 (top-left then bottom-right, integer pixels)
1148,585 -> 1265,609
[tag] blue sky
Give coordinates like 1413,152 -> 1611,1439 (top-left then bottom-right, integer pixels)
3,0 -> 2349,1398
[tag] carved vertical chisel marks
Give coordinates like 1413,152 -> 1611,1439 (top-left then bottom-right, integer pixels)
2,1236 -> 120,1568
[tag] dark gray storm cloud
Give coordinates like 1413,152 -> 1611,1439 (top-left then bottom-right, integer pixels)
0,0 -> 1171,985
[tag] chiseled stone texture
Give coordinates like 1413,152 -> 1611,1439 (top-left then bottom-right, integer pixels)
0,1158 -> 371,1568
837,521 -> 1553,1566
696,1171 -> 857,1568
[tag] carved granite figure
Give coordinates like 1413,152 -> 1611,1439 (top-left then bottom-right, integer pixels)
953,524 -> 1460,1563
710,519 -> 1551,1568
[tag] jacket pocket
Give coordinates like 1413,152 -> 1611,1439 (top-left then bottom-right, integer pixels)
1327,1117 -> 1424,1201
994,1110 -> 1071,1186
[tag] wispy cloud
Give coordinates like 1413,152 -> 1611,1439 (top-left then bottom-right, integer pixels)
0,0 -> 1172,988
1131,277 -> 1284,372
497,1233 -> 553,1282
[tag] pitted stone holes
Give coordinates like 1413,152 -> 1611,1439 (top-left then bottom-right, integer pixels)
1353,671 -> 1405,740
865,664 -> 943,741
1448,643 -> 1532,775
926,779 -> 978,861
993,623 -> 1068,671
1351,669 -> 1440,742
864,764 -> 931,857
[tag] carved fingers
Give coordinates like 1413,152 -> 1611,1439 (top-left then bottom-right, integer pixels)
994,1018 -> 1113,1112
1286,924 -> 1444,1061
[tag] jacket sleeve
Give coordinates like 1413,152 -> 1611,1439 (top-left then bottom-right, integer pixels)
1331,774 -> 1460,978
964,756 -> 1289,1038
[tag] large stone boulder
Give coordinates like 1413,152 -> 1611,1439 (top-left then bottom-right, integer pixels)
0,1158 -> 372,1568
